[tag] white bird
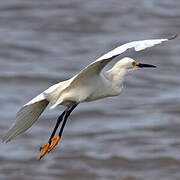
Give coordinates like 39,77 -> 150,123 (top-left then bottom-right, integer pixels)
2,35 -> 177,159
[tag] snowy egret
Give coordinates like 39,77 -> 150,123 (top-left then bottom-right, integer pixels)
2,35 -> 177,159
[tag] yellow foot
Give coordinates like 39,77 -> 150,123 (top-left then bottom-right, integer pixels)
48,135 -> 60,152
39,142 -> 50,160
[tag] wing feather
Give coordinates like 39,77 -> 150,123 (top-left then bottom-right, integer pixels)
69,35 -> 177,88
2,94 -> 49,143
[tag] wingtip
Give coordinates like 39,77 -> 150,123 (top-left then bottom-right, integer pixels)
1,137 -> 5,143
1,136 -> 9,143
1,133 -> 11,143
168,34 -> 178,40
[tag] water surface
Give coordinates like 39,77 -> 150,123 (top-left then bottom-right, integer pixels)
0,0 -> 180,180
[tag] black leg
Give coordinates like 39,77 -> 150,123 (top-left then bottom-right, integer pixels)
58,103 -> 78,138
48,110 -> 66,144
39,103 -> 79,159
40,109 -> 66,151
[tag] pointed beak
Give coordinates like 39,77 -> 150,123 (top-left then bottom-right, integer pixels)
137,63 -> 156,68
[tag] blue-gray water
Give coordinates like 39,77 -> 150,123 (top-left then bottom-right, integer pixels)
0,0 -> 180,180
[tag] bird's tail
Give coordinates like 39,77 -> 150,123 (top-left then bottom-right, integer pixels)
2,93 -> 49,143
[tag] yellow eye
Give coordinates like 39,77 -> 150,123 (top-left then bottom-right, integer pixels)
132,61 -> 139,67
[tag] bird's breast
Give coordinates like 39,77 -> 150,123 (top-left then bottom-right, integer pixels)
84,79 -> 123,102
61,84 -> 97,103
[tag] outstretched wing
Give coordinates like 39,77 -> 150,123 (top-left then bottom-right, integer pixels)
69,35 -> 177,88
2,93 -> 49,143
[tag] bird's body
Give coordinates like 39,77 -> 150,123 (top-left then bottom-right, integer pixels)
2,35 -> 177,159
46,67 -> 122,105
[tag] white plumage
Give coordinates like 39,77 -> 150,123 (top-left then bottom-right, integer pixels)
2,35 -> 177,143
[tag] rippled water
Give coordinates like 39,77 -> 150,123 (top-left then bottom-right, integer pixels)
0,0 -> 180,180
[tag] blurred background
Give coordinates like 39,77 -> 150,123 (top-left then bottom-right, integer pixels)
0,0 -> 180,180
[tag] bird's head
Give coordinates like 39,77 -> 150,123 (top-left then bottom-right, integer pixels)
114,57 -> 156,72
108,57 -> 157,82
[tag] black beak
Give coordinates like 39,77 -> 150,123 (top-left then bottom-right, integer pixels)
138,63 -> 156,68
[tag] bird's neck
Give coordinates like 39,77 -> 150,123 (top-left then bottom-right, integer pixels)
107,68 -> 129,89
